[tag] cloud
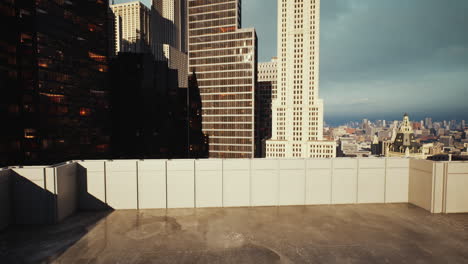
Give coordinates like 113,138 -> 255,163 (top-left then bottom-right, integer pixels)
319,0 -> 468,122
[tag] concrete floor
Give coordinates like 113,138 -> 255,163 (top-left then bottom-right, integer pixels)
1,204 -> 468,264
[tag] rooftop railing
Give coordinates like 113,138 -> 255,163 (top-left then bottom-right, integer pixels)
1,158 -> 467,230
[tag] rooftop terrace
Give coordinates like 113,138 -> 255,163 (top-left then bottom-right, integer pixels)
1,158 -> 468,263
2,204 -> 468,263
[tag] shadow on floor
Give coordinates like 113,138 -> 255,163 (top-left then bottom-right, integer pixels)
0,164 -> 114,263
0,210 -> 112,263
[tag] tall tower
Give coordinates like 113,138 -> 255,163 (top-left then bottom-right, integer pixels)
266,0 -> 335,158
1,0 -> 111,166
110,1 -> 152,54
153,0 -> 186,51
152,0 -> 188,88
187,0 -> 258,158
391,113 -> 419,152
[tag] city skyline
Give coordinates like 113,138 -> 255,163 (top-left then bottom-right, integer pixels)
117,0 -> 468,124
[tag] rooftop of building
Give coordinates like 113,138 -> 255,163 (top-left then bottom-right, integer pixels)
1,158 -> 467,263
2,204 -> 468,263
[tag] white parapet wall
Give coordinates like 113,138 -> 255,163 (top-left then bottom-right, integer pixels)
195,159 -> 223,208
77,160 -> 107,211
409,160 -> 468,213
385,158 -> 410,203
138,160 -> 167,209
222,159 -> 250,207
409,159 -> 435,212
73,158 -> 411,210
5,163 -> 78,225
445,162 -> 468,213
0,168 -> 11,230
11,166 -> 53,224
55,162 -> 79,222
106,160 -> 138,209
2,158 -> 466,224
167,160 -> 195,208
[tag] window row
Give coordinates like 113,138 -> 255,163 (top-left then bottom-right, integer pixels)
189,2 -> 236,14
198,77 -> 252,87
203,123 -> 252,130
189,31 -> 253,44
203,101 -> 252,108
202,93 -> 252,101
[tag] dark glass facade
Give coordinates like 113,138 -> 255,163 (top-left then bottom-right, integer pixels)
188,0 -> 257,158
109,53 -> 207,159
0,0 -> 111,167
188,72 -> 209,158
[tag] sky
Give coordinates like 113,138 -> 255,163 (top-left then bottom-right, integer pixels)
117,0 -> 468,125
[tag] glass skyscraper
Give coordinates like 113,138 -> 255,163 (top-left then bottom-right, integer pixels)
188,0 -> 257,158
0,0 -> 111,166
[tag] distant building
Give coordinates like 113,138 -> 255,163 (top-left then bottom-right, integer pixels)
110,1 -> 152,54
390,114 -> 420,154
337,138 -> 371,157
425,117 -> 433,129
439,136 -> 454,147
371,135 -> 383,155
152,0 -> 186,52
256,57 -> 277,157
427,154 -> 468,161
152,0 -> 188,88
422,142 -> 444,156
385,114 -> 422,158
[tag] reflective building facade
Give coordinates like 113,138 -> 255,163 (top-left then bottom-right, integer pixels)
188,0 -> 258,158
0,0 -> 111,166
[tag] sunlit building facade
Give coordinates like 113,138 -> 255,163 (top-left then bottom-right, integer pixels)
110,1 -> 151,54
266,0 -> 336,158
152,0 -> 188,88
188,0 -> 258,158
0,0 -> 111,166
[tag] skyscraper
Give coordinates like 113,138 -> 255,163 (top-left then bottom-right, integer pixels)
0,0 -> 20,166
0,0 -> 111,166
110,1 -> 152,54
152,0 -> 186,52
152,0 -> 188,88
109,53 -> 189,159
188,0 -> 258,158
256,57 -> 277,157
266,0 -> 335,158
